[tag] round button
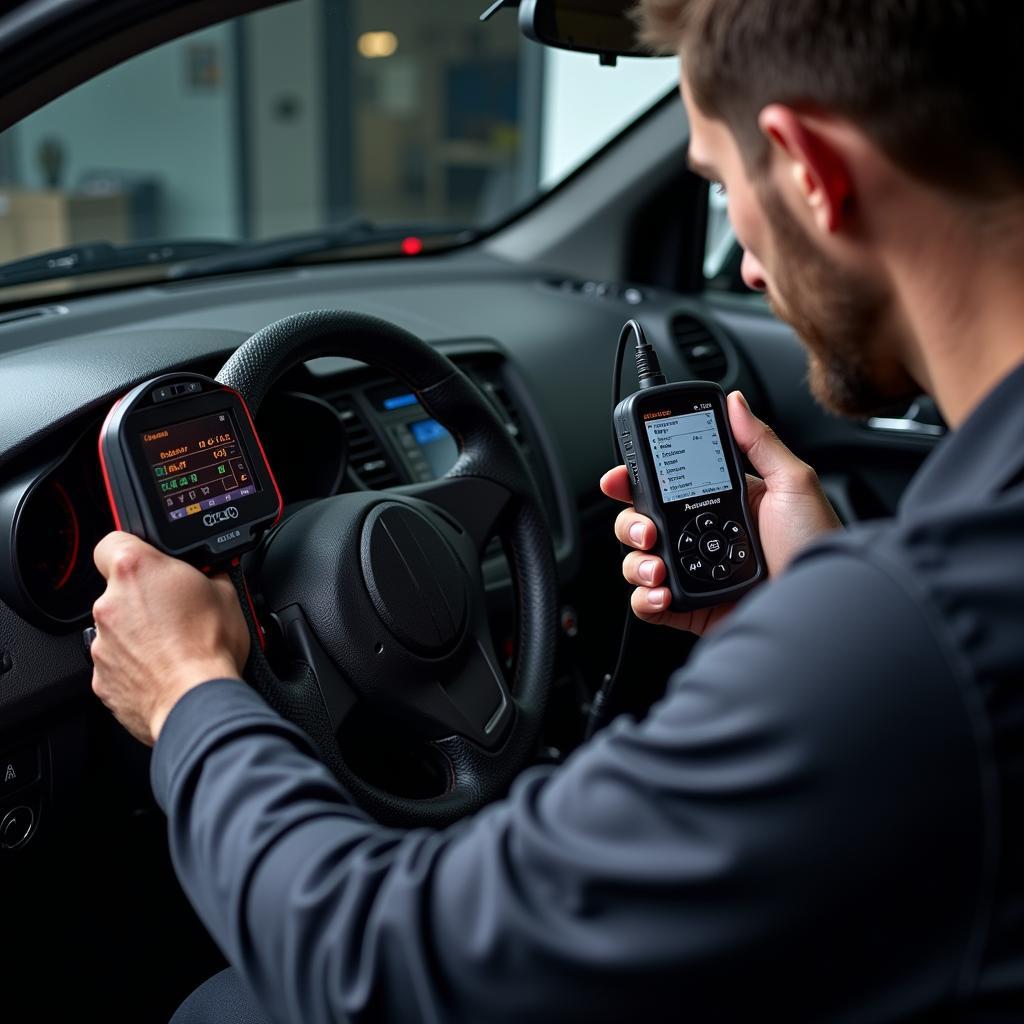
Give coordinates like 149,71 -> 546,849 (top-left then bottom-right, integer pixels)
699,531 -> 727,563
722,521 -> 746,541
0,806 -> 34,850
677,532 -> 698,556
730,542 -> 751,566
711,563 -> 731,582
695,513 -> 720,533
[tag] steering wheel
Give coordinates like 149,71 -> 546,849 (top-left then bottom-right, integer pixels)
215,311 -> 558,828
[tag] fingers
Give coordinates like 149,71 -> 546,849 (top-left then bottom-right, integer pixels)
622,550 -> 665,586
603,466 -> 657,548
727,391 -> 815,489
630,585 -> 671,619
614,508 -> 657,550
599,465 -> 633,504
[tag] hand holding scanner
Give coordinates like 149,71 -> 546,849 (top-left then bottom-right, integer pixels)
613,323 -> 764,611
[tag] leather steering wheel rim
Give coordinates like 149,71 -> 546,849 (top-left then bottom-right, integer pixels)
216,310 -> 558,828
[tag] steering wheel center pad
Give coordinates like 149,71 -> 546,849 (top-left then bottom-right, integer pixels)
261,491 -> 506,748
361,502 -> 468,654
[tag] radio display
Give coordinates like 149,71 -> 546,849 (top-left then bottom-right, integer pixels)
141,410 -> 262,524
644,408 -> 733,504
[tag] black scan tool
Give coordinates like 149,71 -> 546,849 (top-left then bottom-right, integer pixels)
613,322 -> 764,611
98,373 -> 282,569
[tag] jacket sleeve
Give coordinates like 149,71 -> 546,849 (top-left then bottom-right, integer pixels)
151,548 -> 993,1024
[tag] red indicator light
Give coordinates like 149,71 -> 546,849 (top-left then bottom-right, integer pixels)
401,236 -> 424,256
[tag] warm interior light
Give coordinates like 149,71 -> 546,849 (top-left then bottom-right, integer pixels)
357,31 -> 399,59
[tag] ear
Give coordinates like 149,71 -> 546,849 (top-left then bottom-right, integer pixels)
758,104 -> 853,234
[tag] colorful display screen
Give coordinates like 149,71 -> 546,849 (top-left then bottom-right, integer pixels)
141,410 -> 261,524
644,409 -> 733,504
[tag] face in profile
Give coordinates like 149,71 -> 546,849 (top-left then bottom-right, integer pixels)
684,73 -> 918,418
754,181 -> 915,419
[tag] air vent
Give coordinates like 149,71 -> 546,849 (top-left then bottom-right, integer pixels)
469,369 -> 526,446
671,315 -> 728,382
333,399 -> 402,488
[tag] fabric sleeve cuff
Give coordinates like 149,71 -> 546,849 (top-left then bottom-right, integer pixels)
150,677 -> 282,810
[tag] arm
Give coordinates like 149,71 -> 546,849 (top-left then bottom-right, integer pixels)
151,546 -> 989,1024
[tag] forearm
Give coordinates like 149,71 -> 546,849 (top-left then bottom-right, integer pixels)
150,680 -> 632,1024
152,680 -> 398,1023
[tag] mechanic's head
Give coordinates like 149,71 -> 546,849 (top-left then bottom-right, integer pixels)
636,0 -> 1024,417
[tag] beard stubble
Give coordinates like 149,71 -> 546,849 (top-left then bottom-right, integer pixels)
757,185 -> 916,418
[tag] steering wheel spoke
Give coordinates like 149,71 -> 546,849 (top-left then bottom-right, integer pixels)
394,635 -> 512,748
272,604 -> 358,733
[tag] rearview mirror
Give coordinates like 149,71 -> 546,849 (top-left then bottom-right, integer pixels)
518,0 -> 661,65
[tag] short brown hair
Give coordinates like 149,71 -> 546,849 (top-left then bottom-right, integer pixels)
635,0 -> 1024,199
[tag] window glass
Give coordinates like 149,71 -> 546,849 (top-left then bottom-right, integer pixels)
0,0 -> 676,298
704,187 -> 735,279
540,49 -> 678,187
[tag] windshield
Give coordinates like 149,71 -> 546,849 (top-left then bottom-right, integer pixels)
0,0 -> 677,300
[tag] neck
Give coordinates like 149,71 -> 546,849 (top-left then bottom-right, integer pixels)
885,197 -> 1024,428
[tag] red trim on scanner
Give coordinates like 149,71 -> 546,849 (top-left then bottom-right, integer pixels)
97,395 -> 126,532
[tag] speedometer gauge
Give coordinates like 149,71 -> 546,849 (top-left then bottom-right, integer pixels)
0,426 -> 112,630
22,481 -> 81,593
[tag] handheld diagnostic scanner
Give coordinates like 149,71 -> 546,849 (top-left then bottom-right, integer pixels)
613,323 -> 764,611
98,373 -> 282,568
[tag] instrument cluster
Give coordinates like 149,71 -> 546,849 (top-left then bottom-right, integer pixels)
0,426 -> 113,630
0,387 -> 349,632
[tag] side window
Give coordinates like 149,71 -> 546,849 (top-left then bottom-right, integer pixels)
539,50 -> 679,187
704,191 -> 757,296
703,187 -> 735,280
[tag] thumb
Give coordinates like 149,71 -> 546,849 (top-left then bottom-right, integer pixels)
727,391 -> 807,485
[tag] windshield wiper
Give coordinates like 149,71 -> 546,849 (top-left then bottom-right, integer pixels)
166,220 -> 472,281
0,240 -> 238,288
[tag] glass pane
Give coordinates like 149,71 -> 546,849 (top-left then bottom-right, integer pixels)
0,0 -> 676,298
704,187 -> 735,280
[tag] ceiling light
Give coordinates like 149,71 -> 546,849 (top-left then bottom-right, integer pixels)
358,31 -> 399,59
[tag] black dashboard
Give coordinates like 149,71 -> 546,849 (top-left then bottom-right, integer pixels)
0,344 -> 569,631
0,245 -> 928,736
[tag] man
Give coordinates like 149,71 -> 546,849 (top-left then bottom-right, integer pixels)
91,1 -> 1024,1020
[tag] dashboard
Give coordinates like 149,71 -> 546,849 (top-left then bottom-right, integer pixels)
0,346 -> 557,630
0,247 -> 931,736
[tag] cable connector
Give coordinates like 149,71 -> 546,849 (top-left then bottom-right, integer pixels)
621,319 -> 666,390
